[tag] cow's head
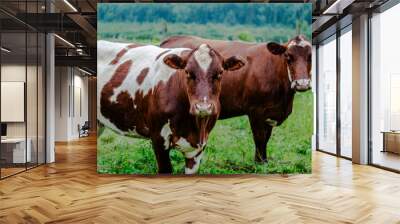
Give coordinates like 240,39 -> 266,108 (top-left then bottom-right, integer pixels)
164,44 -> 245,117
267,35 -> 312,92
163,44 -> 244,151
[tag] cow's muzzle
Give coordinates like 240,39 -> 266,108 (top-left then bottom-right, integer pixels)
194,102 -> 213,117
291,78 -> 311,92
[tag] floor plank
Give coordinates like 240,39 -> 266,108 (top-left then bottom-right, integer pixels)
0,136 -> 400,223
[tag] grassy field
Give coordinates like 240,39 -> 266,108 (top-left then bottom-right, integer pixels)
97,91 -> 313,175
98,16 -> 313,174
97,22 -> 310,45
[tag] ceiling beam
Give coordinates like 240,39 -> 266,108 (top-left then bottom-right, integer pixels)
55,55 -> 96,73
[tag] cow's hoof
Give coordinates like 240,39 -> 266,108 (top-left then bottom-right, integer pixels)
255,157 -> 268,164
158,168 -> 173,174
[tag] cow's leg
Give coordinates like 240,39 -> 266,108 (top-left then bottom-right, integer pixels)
151,138 -> 172,174
249,116 -> 273,163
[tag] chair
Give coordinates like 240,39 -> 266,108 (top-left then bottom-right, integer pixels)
79,121 -> 90,138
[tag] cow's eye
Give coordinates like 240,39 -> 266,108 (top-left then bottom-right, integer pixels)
286,55 -> 294,64
186,71 -> 195,80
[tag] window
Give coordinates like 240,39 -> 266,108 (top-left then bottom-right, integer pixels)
0,1 -> 46,179
339,27 -> 352,158
317,35 -> 337,154
370,3 -> 400,171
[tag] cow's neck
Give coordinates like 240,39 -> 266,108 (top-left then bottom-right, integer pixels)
276,58 -> 296,117
252,55 -> 295,120
160,72 -> 197,137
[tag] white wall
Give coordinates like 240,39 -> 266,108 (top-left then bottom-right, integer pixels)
55,66 -> 69,141
54,67 -> 89,141
1,65 -> 41,138
1,63 -> 46,164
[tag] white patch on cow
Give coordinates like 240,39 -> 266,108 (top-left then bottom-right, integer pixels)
194,44 -> 212,72
127,127 -> 143,138
265,118 -> 278,127
97,40 -> 130,76
160,120 -> 173,149
297,40 -> 311,48
287,66 -> 293,83
97,113 -> 125,135
175,137 -> 193,153
287,38 -> 311,49
174,136 -> 206,158
197,142 -> 206,150
133,104 -> 137,109
185,151 -> 204,175
184,147 -> 203,159
172,136 -> 207,174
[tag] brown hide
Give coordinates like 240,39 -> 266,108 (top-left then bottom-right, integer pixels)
161,36 -> 296,124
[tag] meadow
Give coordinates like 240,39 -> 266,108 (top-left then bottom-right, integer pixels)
97,4 -> 312,174
97,91 -> 313,175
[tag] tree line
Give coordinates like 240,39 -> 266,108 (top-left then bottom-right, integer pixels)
98,3 -> 311,28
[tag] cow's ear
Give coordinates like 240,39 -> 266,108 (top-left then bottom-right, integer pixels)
223,56 -> 245,71
267,42 -> 287,55
163,54 -> 187,69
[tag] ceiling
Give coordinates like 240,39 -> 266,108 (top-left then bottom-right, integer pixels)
0,0 -> 97,74
311,0 -> 390,41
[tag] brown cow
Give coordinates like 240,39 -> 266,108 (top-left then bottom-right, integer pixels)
98,41 -> 245,174
161,35 -> 312,163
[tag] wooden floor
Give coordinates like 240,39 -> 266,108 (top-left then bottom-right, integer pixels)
1,136 -> 400,223
372,150 -> 400,171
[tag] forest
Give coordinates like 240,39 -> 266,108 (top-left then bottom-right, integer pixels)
98,3 -> 312,44
98,3 -> 311,27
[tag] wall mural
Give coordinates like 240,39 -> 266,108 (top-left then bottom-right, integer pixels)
97,3 -> 313,175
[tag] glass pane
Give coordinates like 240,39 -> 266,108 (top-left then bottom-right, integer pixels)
340,29 -> 352,158
371,4 -> 400,171
1,31 -> 27,177
318,36 -> 337,154
38,32 -> 45,165
26,0 -> 39,169
27,31 -> 38,169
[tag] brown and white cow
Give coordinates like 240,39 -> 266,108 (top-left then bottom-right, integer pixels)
161,35 -> 312,163
97,40 -> 245,174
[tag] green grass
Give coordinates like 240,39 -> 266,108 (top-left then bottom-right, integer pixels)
97,22 -> 311,45
97,91 -> 313,175
97,20 -> 312,175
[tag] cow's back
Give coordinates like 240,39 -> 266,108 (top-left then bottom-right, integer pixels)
161,36 -> 259,59
97,40 -> 189,136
